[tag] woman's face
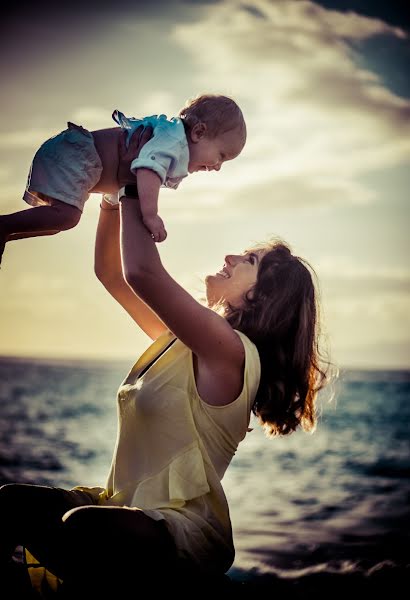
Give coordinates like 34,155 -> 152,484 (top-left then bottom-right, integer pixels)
205,250 -> 264,308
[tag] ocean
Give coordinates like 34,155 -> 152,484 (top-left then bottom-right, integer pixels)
0,356 -> 409,595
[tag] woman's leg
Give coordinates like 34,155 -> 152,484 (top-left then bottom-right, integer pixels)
58,505 -> 178,594
0,483 -> 95,568
0,484 -> 179,594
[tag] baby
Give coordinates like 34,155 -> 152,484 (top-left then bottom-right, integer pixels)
0,94 -> 246,261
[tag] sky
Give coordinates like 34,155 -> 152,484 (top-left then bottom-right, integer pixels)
0,0 -> 409,369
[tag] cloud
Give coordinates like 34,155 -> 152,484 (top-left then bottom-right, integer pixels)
133,91 -> 180,117
319,284 -> 410,368
157,171 -> 375,226
174,0 -> 407,71
2,0 -> 408,216
316,257 -> 410,294
324,293 -> 410,354
172,0 -> 410,206
71,107 -> 111,129
0,128 -> 55,150
0,271 -> 80,316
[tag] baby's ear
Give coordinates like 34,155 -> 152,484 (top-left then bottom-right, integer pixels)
190,122 -> 207,142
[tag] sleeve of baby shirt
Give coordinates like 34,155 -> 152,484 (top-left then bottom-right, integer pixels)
130,126 -> 181,185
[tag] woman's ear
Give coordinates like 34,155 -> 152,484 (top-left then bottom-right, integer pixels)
190,122 -> 207,142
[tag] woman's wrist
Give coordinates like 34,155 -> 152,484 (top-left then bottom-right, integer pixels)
100,196 -> 119,211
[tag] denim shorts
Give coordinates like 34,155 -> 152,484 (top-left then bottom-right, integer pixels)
23,122 -> 103,212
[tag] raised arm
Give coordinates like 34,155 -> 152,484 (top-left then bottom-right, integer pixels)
119,196 -> 244,371
94,127 -> 168,341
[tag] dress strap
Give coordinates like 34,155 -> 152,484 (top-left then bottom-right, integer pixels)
136,337 -> 177,380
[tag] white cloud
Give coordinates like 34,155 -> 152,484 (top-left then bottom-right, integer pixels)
174,0 -> 406,71
172,0 -> 410,205
71,106 -> 111,129
136,91 -> 181,118
0,128 -> 55,150
158,171 -> 375,226
316,256 -> 410,283
0,271 -> 79,315
324,293 -> 410,359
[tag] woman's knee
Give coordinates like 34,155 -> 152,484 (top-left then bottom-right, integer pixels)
0,484 -> 81,517
62,506 -> 110,545
61,506 -> 176,586
62,506 -> 173,554
0,483 -> 25,510
62,505 -> 142,538
0,484 -> 32,535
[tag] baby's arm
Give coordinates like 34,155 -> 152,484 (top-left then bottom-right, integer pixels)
136,169 -> 167,243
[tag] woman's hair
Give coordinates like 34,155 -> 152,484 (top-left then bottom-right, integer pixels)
220,239 -> 334,437
179,93 -> 246,139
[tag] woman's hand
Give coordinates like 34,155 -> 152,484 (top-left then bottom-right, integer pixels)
117,126 -> 153,187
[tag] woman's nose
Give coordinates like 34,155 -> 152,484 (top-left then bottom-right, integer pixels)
225,254 -> 239,265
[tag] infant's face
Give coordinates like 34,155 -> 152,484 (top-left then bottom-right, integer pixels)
187,126 -> 245,174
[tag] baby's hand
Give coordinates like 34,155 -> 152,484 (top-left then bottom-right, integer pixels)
143,214 -> 167,243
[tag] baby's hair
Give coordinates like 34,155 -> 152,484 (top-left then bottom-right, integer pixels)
179,94 -> 246,139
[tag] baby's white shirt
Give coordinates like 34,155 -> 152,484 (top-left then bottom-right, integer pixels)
110,111 -> 189,200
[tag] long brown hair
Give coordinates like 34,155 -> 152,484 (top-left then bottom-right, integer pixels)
224,239 -> 332,437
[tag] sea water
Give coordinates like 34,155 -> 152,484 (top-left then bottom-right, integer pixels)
1,357 -> 409,591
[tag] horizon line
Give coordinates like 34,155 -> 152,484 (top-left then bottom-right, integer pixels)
0,352 -> 409,373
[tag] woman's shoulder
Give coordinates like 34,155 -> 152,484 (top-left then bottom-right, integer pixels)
193,329 -> 261,412
233,329 -> 260,361
232,329 -> 261,388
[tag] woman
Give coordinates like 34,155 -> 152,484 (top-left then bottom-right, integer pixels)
0,127 -> 330,596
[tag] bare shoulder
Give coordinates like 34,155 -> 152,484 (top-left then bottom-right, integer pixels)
193,329 -> 246,407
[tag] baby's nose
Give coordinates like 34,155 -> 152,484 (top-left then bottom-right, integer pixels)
213,163 -> 221,172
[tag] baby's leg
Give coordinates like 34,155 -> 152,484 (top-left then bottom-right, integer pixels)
6,230 -> 61,241
0,199 -> 81,264
0,198 -> 81,237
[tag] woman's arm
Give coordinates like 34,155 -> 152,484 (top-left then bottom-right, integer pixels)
94,127 -> 168,341
94,199 -> 168,340
120,197 -> 244,371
